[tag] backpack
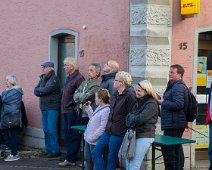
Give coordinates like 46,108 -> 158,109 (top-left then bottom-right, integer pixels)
184,86 -> 198,122
20,101 -> 28,128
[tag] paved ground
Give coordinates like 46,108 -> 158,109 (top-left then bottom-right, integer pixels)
0,157 -> 82,170
0,149 -> 208,170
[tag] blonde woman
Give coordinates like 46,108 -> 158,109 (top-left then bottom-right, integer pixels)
125,80 -> 159,170
1,75 -> 24,161
92,71 -> 136,170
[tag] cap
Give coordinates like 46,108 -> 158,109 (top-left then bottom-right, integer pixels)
41,61 -> 54,68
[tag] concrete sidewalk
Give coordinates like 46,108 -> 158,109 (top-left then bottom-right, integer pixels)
0,149 -> 82,170
0,149 -> 209,170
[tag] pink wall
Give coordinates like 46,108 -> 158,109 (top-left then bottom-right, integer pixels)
172,0 -> 212,86
0,0 -> 130,127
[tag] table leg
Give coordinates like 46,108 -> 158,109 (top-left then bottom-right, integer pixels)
152,144 -> 155,170
177,145 -> 180,170
82,133 -> 84,170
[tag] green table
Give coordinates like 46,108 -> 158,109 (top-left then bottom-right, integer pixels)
70,125 -> 86,170
152,134 -> 196,170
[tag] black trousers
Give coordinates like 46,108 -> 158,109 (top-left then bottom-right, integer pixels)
162,129 -> 185,170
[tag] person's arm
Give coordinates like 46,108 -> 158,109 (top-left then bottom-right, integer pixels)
162,84 -> 185,111
73,82 -> 84,103
79,84 -> 100,103
34,77 -> 60,97
127,101 -> 158,127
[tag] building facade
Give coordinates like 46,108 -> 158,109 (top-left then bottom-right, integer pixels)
0,0 -> 211,169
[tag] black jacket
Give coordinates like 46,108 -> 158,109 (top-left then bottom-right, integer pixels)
34,71 -> 61,110
105,88 -> 136,136
101,72 -> 117,95
126,95 -> 159,138
61,70 -> 85,113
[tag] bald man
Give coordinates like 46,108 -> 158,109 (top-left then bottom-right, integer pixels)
101,60 -> 119,94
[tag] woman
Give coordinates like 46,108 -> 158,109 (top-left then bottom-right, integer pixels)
92,71 -> 137,170
84,89 -> 110,170
1,75 -> 24,161
125,80 -> 159,170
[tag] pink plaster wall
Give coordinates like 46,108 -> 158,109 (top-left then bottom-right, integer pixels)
0,0 -> 130,127
172,0 -> 212,86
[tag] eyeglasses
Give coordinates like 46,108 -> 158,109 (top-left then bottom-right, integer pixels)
114,79 -> 122,83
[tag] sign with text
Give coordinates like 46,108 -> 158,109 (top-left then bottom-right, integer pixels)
197,56 -> 207,86
181,0 -> 200,15
195,125 -> 209,149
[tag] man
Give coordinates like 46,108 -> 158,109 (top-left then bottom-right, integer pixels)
34,61 -> 61,158
58,58 -> 84,167
74,63 -> 101,124
158,64 -> 188,170
101,60 -> 119,94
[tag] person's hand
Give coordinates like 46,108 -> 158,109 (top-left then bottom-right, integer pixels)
157,97 -> 164,105
126,114 -> 135,127
84,101 -> 91,108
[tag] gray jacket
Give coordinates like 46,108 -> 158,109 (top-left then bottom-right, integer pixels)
1,85 -> 24,115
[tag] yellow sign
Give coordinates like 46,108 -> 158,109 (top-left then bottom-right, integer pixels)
195,125 -> 209,149
181,0 -> 200,15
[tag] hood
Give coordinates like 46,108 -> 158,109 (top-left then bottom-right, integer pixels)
11,85 -> 24,95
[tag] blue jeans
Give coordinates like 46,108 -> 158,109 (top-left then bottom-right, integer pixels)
84,141 -> 96,170
41,110 -> 60,153
5,128 -> 19,156
63,112 -> 82,162
126,138 -> 154,170
92,132 -> 124,170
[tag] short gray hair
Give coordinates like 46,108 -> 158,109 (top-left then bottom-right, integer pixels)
91,63 -> 101,77
6,75 -> 17,86
64,57 -> 79,70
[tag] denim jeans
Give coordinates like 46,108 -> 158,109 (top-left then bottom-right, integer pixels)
92,132 -> 124,170
41,110 -> 60,153
63,112 -> 82,162
5,128 -> 19,156
84,141 -> 96,170
162,129 -> 185,170
126,138 -> 154,170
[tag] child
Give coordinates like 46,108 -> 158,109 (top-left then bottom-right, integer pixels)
84,89 -> 110,170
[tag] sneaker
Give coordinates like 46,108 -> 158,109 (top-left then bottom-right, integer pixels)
79,161 -> 86,167
4,154 -> 20,162
58,160 -> 76,167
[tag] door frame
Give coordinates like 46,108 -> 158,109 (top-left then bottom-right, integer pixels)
49,29 -> 79,72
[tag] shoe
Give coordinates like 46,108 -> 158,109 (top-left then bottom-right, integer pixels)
58,160 -> 76,167
47,152 -> 61,158
0,145 -> 11,153
79,161 -> 86,167
40,151 -> 50,157
4,154 -> 20,162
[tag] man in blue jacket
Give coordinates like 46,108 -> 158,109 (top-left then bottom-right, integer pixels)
158,64 -> 188,170
34,61 -> 61,158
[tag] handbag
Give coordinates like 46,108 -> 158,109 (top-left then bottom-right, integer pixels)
1,112 -> 21,128
118,129 -> 136,161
